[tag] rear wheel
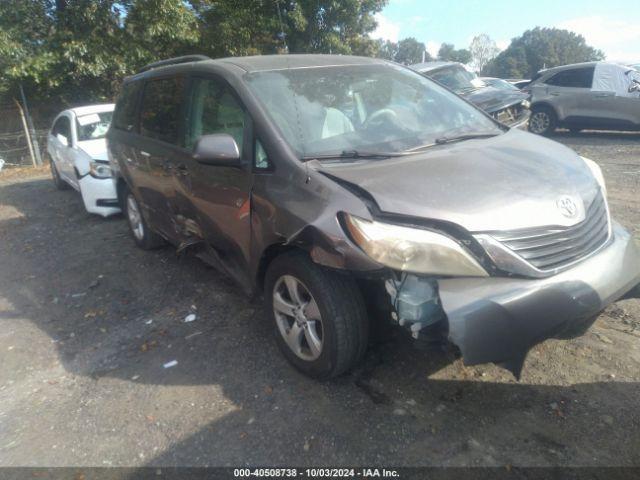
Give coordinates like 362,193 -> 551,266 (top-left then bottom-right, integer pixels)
529,106 -> 557,136
123,186 -> 164,250
265,252 -> 369,379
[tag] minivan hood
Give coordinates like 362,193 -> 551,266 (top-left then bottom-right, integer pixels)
462,86 -> 528,114
316,129 -> 599,233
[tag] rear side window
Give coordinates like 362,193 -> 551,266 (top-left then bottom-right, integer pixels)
140,77 -> 185,145
113,82 -> 142,131
545,67 -> 595,88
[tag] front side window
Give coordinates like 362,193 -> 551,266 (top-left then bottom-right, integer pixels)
140,77 -> 185,145
52,116 -> 71,141
113,81 -> 142,131
245,63 -> 502,159
545,67 -> 595,88
255,139 -> 270,170
185,77 -> 245,153
76,111 -> 113,141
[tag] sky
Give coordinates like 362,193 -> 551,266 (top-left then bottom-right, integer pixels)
372,0 -> 640,63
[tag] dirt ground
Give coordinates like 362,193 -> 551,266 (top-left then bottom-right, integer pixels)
1,131 -> 639,468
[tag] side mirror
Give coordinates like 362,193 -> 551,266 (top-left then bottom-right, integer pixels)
193,134 -> 241,167
56,133 -> 68,147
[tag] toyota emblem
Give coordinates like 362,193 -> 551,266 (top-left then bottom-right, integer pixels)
556,196 -> 578,218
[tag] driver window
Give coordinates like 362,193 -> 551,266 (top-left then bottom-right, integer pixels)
53,116 -> 71,143
186,77 -> 245,154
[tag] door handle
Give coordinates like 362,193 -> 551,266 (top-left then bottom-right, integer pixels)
140,150 -> 151,157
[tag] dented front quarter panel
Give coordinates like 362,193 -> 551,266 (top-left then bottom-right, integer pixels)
438,221 -> 640,377
249,163 -> 383,281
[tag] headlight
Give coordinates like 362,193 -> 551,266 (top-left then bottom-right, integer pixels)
343,214 -> 488,277
89,161 -> 112,179
580,156 -> 606,195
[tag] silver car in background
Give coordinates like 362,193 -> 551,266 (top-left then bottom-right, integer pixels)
528,62 -> 640,135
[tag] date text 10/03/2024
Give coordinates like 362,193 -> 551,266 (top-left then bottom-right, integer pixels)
233,468 -> 400,478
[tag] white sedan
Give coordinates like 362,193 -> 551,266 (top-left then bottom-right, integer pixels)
47,104 -> 120,217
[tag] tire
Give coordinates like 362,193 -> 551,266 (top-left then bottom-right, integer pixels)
265,251 -> 369,379
122,185 -> 164,250
49,157 -> 69,190
528,106 -> 557,136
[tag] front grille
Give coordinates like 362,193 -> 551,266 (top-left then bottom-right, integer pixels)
492,104 -> 524,125
490,192 -> 610,271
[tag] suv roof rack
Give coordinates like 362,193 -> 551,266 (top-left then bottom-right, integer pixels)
139,55 -> 211,73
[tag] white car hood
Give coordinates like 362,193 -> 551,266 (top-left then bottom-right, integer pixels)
77,139 -> 108,161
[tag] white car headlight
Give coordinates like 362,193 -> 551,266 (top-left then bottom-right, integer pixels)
89,161 -> 112,179
581,156 -> 606,195
343,214 -> 488,277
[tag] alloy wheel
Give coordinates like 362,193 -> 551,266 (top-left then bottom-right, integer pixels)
126,194 -> 145,241
529,111 -> 550,134
272,275 -> 324,361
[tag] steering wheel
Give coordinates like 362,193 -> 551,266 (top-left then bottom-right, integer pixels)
364,108 -> 398,128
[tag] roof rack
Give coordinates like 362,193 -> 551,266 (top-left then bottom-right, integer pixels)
139,55 -> 211,73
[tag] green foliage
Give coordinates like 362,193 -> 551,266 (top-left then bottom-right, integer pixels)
437,43 -> 471,64
484,27 -> 605,78
0,0 -> 387,104
375,37 -> 431,65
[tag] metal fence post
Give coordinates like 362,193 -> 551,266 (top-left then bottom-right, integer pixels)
19,84 -> 43,166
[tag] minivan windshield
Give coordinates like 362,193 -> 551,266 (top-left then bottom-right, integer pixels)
245,63 -> 502,159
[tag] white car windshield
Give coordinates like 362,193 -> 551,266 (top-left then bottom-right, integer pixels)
245,63 -> 501,159
76,111 -> 113,141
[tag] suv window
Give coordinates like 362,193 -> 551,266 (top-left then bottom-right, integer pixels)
113,81 -> 142,131
52,116 -> 71,141
140,77 -> 185,145
185,77 -> 245,153
545,67 -> 595,88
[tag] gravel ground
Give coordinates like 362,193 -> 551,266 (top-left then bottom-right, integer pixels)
0,131 -> 639,468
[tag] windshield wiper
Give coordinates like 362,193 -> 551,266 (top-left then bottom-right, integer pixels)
301,150 -> 409,161
405,132 -> 500,153
434,132 -> 500,145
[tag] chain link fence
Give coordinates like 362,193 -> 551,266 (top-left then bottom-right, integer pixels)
0,101 -> 62,169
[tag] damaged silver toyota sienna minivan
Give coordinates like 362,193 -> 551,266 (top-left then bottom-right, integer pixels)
108,54 -> 640,379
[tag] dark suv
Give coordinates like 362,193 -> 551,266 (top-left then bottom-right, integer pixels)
411,61 -> 531,129
108,54 -> 639,379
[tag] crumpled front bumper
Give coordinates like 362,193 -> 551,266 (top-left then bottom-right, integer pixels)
438,221 -> 640,377
78,175 -> 120,217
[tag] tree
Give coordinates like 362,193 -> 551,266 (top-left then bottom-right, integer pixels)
469,34 -> 499,73
483,27 -> 605,78
437,43 -> 471,64
374,39 -> 398,61
394,37 -> 427,65
0,0 -> 389,106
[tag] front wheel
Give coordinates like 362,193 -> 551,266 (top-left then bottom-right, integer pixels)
49,157 -> 68,190
265,252 -> 369,379
528,106 -> 557,136
123,186 -> 164,250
